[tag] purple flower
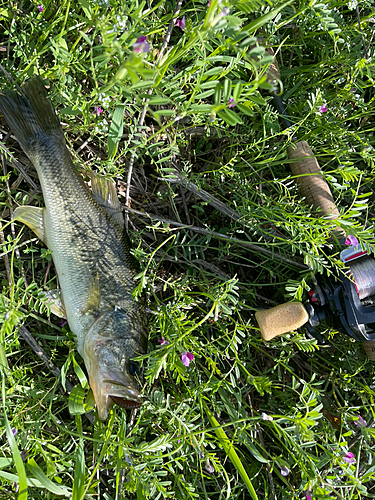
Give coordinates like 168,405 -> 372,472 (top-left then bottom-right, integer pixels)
219,7 -> 230,18
14,483 -> 19,493
60,319 -> 67,327
280,465 -> 290,477
181,352 -> 194,367
345,234 -> 359,247
261,412 -> 273,421
343,452 -> 356,464
94,106 -> 103,116
133,36 -> 151,54
205,460 -> 214,473
176,16 -> 185,30
354,415 -> 367,427
11,427 -> 17,436
306,492 -> 312,500
37,5 -> 44,12
228,98 -> 236,108
319,103 -> 328,113
157,337 -> 169,345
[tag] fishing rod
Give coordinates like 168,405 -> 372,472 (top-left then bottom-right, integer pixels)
254,46 -> 375,360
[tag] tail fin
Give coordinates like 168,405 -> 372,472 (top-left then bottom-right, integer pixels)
0,76 -> 64,156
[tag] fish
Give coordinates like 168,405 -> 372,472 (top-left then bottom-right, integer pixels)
0,76 -> 148,420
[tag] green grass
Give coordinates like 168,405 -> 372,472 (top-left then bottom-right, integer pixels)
0,0 -> 375,498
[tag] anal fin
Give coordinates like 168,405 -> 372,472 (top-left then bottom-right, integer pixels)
91,173 -> 124,227
12,206 -> 47,244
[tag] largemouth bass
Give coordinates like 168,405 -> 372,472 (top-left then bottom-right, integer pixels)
0,76 -> 148,420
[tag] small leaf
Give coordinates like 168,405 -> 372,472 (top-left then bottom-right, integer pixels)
236,103 -> 254,117
108,105 -> 125,159
195,90 -> 215,99
203,66 -> 224,78
233,82 -> 242,102
153,109 -> 176,117
223,78 -> 231,102
148,97 -> 171,105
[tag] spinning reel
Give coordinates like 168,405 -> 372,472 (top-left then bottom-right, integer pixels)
256,245 -> 375,360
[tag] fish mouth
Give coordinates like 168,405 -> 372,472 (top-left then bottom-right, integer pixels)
110,395 -> 142,410
89,372 -> 142,421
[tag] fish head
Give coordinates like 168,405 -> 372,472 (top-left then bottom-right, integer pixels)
82,307 -> 144,421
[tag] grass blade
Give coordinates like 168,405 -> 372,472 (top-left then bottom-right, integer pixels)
72,439 -> 85,500
27,458 -> 71,497
2,372 -> 28,499
203,401 -> 259,500
0,470 -> 43,488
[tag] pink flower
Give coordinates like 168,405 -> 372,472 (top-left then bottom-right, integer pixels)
228,98 -> 236,108
354,415 -> 367,427
157,337 -> 169,345
37,5 -> 44,12
343,452 -> 356,464
94,106 -> 103,116
319,103 -> 328,113
181,352 -> 194,367
345,234 -> 359,247
306,492 -> 312,500
133,36 -> 151,54
176,16 -> 185,30
207,0 -> 210,5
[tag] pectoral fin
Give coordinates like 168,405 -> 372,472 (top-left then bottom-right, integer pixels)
42,290 -> 67,319
82,273 -> 101,315
91,173 -> 124,227
12,206 -> 46,244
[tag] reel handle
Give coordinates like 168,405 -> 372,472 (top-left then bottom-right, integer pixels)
255,302 -> 309,341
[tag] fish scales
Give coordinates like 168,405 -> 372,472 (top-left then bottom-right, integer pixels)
0,76 -> 148,420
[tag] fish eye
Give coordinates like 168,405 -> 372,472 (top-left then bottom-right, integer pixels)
128,360 -> 140,377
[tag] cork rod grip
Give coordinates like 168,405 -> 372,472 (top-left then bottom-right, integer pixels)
287,141 -> 345,239
255,302 -> 309,341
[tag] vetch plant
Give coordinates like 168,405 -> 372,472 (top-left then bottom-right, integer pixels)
0,0 -> 375,499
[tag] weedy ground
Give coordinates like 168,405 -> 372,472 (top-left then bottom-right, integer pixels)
0,0 -> 374,498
